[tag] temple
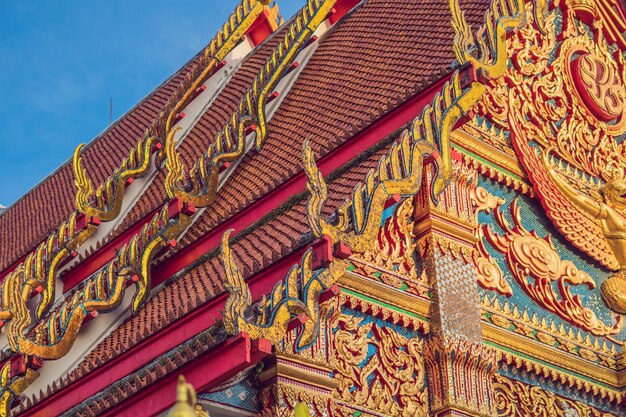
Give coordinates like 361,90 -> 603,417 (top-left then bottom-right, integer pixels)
0,0 -> 625,415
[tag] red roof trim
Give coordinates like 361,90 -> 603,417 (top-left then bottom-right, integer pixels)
100,334 -> 272,417
62,70 -> 456,294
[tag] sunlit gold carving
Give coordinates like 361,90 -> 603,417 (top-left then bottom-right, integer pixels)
450,0 -> 528,79
222,230 -> 344,349
423,336 -> 497,416
481,294 -> 619,369
470,186 -> 511,295
222,71 -> 466,347
481,199 -> 621,336
165,0 -> 337,207
304,103 -> 442,250
476,2 -> 626,314
351,198 -> 419,281
75,0 -> 271,219
571,52 -> 625,122
0,362 -> 39,417
73,136 -> 155,221
331,312 -> 428,417
497,349 -> 622,403
258,382 -> 331,417
493,373 -> 618,417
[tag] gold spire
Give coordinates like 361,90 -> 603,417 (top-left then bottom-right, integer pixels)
166,375 -> 208,417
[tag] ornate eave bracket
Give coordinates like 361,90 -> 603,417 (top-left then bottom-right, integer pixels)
73,0 -> 274,221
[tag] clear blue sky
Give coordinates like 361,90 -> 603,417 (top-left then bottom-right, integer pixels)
0,0 -> 301,207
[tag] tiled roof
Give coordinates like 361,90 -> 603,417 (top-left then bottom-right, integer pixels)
69,0 -> 489,370
7,0 -> 491,408
0,56 -> 199,271
111,0 -> 490,256
69,132 -> 394,383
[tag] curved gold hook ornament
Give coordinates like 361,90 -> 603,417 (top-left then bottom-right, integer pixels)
10,203 -> 192,360
73,134 -> 155,221
73,0 -> 272,221
221,229 -> 343,350
0,362 -> 39,417
165,0 -> 337,207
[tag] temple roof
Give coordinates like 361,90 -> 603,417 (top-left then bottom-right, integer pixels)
62,0 -> 489,379
1,0 -> 492,410
0,0 -> 488,272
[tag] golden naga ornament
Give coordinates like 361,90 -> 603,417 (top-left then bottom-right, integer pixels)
0,362 -> 39,417
74,0 -> 273,220
221,64 -> 470,347
222,229 -> 344,349
481,199 -> 621,336
0,212 -> 97,323
165,0 -> 337,207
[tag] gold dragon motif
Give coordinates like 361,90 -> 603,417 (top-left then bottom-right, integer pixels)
165,0 -> 337,207
0,3 -> 277,413
222,229 -> 344,350
221,68 -> 462,348
74,0 -> 273,220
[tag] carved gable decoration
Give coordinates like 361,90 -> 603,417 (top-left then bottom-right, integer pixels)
474,0 -> 626,313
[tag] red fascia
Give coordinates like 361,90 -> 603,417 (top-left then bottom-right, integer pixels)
21,334 -> 271,417
151,71 -> 455,286
24,71 -> 458,415
99,334 -> 271,417
328,0 -> 361,24
18,247 -> 307,417
245,7 -> 278,46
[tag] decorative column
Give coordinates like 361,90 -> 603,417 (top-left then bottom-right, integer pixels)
415,159 -> 498,417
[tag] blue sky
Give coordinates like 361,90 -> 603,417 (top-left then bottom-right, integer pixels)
0,0 -> 301,207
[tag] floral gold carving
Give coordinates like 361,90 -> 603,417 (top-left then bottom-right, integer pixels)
493,373 -> 618,416
571,52 -> 625,123
470,186 -> 512,295
331,312 -> 428,417
354,198 -> 419,280
423,336 -> 497,416
476,1 -> 626,313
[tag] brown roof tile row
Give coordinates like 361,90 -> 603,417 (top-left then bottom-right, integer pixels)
63,0 -> 490,383
0,57 -> 198,271
70,134 -> 393,382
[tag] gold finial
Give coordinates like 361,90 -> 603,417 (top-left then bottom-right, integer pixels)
294,403 -> 311,417
166,375 -> 208,417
